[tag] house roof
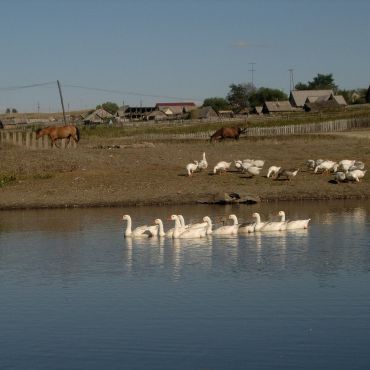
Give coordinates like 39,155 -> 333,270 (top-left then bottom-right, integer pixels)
197,106 -> 218,118
83,108 -> 113,122
159,106 -> 189,115
290,90 -> 334,107
330,94 -> 347,105
155,102 -> 196,107
263,100 -> 294,112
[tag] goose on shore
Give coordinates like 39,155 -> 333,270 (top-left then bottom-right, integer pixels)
214,161 -> 232,174
346,169 -> 366,182
334,172 -> 347,183
267,166 -> 281,178
338,159 -> 355,172
274,168 -> 299,181
314,160 -> 337,174
198,152 -> 208,170
246,166 -> 262,177
186,161 -> 198,176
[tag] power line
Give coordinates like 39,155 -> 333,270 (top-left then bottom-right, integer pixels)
0,81 -> 204,103
63,84 -> 203,102
0,81 -> 55,91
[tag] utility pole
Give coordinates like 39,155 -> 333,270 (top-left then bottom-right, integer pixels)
249,62 -> 256,87
288,68 -> 295,92
57,80 -> 67,125
37,102 -> 40,114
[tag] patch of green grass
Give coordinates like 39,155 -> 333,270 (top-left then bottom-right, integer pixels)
0,175 -> 16,187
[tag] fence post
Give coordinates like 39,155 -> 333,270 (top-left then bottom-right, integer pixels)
43,135 -> 49,149
17,132 -> 23,146
12,132 -> 17,145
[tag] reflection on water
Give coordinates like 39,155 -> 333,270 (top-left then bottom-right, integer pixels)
0,200 -> 370,370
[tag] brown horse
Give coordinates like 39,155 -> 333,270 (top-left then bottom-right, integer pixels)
36,125 -> 80,148
210,126 -> 246,142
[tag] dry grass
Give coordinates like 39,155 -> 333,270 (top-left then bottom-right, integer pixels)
0,131 -> 369,209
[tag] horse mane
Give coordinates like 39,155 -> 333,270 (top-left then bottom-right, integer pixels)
35,128 -> 42,134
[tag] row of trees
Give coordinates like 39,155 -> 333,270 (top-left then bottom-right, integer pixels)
203,74 -> 368,113
5,108 -> 18,114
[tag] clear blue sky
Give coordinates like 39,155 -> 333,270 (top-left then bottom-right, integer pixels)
0,0 -> 369,113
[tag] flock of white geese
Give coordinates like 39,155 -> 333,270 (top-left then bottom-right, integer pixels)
186,152 -> 299,180
122,211 -> 310,239
187,153 -> 366,183
306,158 -> 366,182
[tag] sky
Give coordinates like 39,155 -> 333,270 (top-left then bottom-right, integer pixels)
0,0 -> 369,113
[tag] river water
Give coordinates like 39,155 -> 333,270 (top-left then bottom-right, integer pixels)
0,200 -> 369,369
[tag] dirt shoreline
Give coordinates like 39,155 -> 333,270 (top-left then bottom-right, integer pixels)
1,132 -> 369,210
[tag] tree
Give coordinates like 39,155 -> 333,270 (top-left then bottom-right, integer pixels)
227,83 -> 256,112
294,82 -> 309,90
295,73 -> 338,91
249,87 -> 288,107
202,97 -> 230,112
5,108 -> 10,114
11,108 -> 18,113
96,102 -> 119,114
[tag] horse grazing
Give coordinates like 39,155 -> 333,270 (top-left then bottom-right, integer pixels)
210,126 -> 246,142
36,125 -> 80,148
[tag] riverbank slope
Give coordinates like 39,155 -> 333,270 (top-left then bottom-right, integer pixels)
0,132 -> 369,209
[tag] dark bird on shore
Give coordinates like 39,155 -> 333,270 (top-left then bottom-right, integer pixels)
274,168 -> 299,181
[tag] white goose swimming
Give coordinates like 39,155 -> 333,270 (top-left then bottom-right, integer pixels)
251,212 -> 268,232
166,216 -> 184,238
180,215 -> 212,234
202,216 -> 213,235
278,211 -> 310,230
154,218 -> 166,237
260,215 -> 287,232
171,215 -> 207,239
238,219 -> 256,233
213,214 -> 239,235
122,214 -> 157,237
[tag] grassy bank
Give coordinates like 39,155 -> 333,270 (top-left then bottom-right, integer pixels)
80,106 -> 370,138
0,130 -> 369,209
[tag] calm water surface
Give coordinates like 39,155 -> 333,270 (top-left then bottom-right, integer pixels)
0,200 -> 370,369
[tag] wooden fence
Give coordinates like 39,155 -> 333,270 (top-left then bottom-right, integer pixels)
1,116 -> 369,146
0,130 -> 77,149
129,116 -> 370,141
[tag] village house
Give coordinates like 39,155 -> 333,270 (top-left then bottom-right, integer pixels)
116,106 -> 155,121
289,89 -> 334,108
155,102 -> 197,113
262,100 -> 297,114
83,108 -> 114,125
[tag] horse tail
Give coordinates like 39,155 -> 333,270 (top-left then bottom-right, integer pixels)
75,126 -> 80,142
